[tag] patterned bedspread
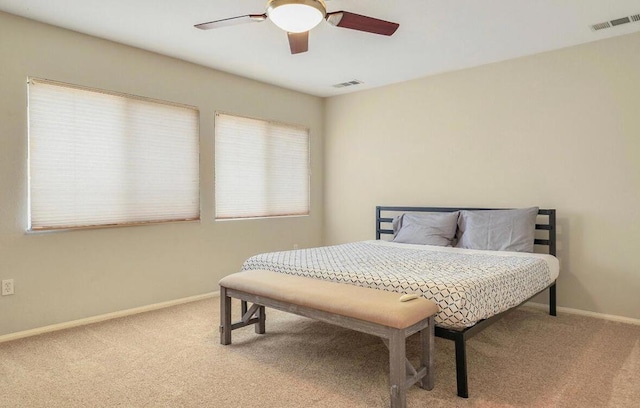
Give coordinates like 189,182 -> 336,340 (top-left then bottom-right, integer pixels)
241,240 -> 558,330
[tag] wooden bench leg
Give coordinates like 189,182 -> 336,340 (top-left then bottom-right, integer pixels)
389,329 -> 407,408
220,286 -> 232,345
241,300 -> 248,317
419,316 -> 435,391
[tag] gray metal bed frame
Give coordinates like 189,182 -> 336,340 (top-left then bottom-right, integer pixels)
375,206 -> 557,398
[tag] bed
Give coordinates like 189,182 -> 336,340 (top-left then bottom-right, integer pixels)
241,206 -> 558,398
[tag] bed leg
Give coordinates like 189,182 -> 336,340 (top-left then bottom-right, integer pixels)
255,305 -> 266,334
220,286 -> 232,345
388,329 -> 407,408
549,283 -> 557,316
454,335 -> 469,398
419,316 -> 435,391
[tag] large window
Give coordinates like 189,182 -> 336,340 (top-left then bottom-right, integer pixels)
28,79 -> 200,231
214,112 -> 310,219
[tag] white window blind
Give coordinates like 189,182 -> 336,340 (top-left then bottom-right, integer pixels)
28,79 -> 200,230
215,112 -> 310,219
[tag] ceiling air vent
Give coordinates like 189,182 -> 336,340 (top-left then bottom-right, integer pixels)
591,21 -> 611,31
591,12 -> 640,31
333,79 -> 363,88
610,17 -> 631,26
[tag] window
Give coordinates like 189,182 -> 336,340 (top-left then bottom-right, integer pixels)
214,112 -> 310,219
28,79 -> 200,230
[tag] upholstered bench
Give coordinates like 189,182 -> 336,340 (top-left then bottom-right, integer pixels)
219,270 -> 439,408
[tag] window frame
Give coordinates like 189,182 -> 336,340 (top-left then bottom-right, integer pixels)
213,111 -> 311,221
27,77 -> 201,232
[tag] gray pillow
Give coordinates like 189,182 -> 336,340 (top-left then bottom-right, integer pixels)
456,207 -> 539,252
391,214 -> 404,238
393,212 -> 459,246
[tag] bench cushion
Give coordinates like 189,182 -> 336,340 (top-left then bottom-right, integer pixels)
219,270 -> 438,329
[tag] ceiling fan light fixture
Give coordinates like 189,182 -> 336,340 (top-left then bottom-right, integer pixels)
267,0 -> 326,33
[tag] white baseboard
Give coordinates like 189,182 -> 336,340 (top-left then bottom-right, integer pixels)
0,291 -> 221,344
525,301 -> 640,326
4,294 -> 636,343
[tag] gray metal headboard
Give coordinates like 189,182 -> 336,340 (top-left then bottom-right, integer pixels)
375,206 -> 556,256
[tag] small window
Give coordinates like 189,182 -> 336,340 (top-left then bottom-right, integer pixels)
214,112 -> 310,219
28,79 -> 200,231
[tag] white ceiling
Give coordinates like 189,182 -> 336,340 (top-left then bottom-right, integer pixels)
1,0 -> 639,97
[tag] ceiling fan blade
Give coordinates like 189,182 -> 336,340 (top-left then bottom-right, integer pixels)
287,31 -> 309,54
195,14 -> 267,30
326,11 -> 399,36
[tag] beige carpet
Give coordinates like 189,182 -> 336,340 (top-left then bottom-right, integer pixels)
1,298 -> 639,408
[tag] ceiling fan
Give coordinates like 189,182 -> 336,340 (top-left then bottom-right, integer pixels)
194,0 -> 399,55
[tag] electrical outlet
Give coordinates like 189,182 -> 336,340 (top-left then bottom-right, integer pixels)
2,279 -> 14,296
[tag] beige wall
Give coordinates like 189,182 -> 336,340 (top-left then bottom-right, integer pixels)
2,11 -> 638,337
325,33 -> 640,320
0,12 -> 324,336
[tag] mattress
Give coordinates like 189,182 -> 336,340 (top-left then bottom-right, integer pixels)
241,240 -> 560,330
